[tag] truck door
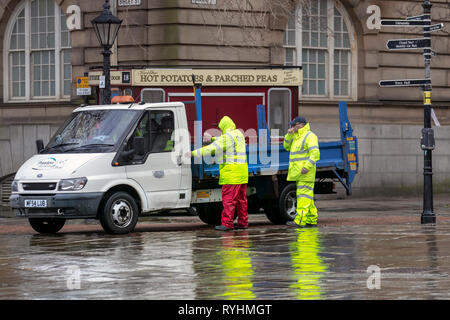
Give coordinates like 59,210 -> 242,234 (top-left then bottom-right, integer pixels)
125,108 -> 189,211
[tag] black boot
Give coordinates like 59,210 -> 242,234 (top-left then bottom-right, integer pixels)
215,225 -> 232,231
304,223 -> 318,228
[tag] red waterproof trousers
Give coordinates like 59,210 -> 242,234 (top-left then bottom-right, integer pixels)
221,184 -> 248,229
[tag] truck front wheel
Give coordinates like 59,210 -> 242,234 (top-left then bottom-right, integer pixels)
99,191 -> 139,234
28,218 -> 66,234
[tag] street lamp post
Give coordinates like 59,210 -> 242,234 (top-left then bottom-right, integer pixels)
91,0 -> 122,105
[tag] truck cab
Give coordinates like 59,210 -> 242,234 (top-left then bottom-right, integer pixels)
10,101 -> 193,234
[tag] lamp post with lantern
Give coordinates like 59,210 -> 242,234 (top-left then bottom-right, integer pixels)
91,0 -> 122,105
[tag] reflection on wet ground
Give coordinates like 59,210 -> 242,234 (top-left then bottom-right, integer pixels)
1,218 -> 450,300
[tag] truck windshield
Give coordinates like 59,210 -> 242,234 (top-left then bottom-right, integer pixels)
43,109 -> 139,154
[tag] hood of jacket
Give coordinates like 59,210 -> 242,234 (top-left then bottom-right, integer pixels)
295,123 -> 311,137
218,116 -> 236,133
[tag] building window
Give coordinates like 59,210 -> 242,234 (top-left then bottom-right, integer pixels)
4,0 -> 72,102
268,88 -> 291,138
284,0 -> 356,100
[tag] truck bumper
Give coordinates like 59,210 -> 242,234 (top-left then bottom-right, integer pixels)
10,192 -> 104,219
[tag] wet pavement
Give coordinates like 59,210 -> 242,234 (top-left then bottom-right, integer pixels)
1,194 -> 450,300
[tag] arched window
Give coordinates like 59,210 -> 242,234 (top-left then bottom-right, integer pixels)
3,0 -> 71,102
284,0 -> 357,100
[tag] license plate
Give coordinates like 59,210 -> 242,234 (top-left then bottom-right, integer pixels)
24,199 -> 47,208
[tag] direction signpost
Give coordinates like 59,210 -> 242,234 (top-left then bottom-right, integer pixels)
428,23 -> 443,32
379,0 -> 444,224
386,38 -> 430,50
379,79 -> 431,87
406,14 -> 429,21
381,19 -> 430,26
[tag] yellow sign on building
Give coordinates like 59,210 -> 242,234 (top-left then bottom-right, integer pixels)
131,68 -> 303,87
76,76 -> 89,88
75,76 -> 91,96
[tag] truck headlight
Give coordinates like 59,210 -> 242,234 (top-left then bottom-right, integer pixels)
58,177 -> 88,191
11,180 -> 18,192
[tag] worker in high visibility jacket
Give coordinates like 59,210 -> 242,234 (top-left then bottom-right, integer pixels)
186,116 -> 249,231
284,116 -> 320,227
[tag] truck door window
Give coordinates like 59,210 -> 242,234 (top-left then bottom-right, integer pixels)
127,112 -> 150,161
149,110 -> 175,153
141,88 -> 165,103
268,88 -> 291,138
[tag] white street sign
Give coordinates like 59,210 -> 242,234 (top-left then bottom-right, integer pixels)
77,88 -> 91,96
118,0 -> 141,6
99,76 -> 105,89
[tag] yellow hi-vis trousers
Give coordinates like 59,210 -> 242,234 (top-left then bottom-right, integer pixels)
293,181 -> 317,226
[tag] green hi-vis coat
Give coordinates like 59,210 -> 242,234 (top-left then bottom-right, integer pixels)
283,123 -> 320,182
192,116 -> 248,185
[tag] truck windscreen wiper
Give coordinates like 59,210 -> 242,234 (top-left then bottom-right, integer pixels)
64,143 -> 115,152
40,142 -> 81,153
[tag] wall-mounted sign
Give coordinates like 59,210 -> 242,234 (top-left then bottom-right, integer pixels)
88,70 -> 132,85
122,72 -> 131,84
118,0 -> 141,6
192,0 -> 217,4
132,68 -> 303,87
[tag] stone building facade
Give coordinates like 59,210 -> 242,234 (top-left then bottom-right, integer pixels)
0,0 -> 449,201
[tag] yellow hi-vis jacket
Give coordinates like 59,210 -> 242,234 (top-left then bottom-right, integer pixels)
284,123 -> 320,182
192,116 -> 248,185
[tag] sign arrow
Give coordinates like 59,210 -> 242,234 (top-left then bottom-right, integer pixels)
381,19 -> 430,27
379,79 -> 431,87
426,23 -> 444,32
406,14 -> 430,21
387,38 -> 430,50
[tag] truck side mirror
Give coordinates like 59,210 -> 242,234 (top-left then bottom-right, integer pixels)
36,139 -> 44,153
133,136 -> 145,156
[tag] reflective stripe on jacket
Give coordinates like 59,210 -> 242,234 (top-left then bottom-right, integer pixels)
192,116 -> 248,185
284,123 -> 320,182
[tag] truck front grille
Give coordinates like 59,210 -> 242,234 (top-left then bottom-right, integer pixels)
22,183 -> 57,191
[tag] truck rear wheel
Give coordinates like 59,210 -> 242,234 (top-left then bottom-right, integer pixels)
28,218 -> 66,234
99,191 -> 139,234
263,183 -> 297,224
